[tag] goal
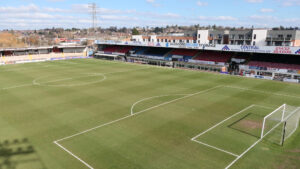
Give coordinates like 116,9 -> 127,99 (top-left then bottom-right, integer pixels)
261,104 -> 300,145
282,107 -> 300,144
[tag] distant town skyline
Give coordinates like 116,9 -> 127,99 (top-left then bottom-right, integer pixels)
0,0 -> 300,30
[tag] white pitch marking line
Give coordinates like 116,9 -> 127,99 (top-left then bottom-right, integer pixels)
1,84 -> 33,90
54,141 -> 94,169
102,67 -> 151,75
133,85 -> 223,116
55,114 -> 133,142
253,104 -> 275,110
56,85 -> 222,142
130,94 -> 190,115
192,140 -> 239,157
225,138 -> 261,169
191,104 -> 279,159
33,74 -> 107,87
54,86 -> 222,169
191,105 -> 255,140
224,106 -> 300,169
1,67 -> 150,91
225,85 -> 300,99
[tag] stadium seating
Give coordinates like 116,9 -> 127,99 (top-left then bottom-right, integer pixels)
193,51 -> 232,63
171,49 -> 199,57
118,46 -> 134,53
103,46 -> 133,54
143,48 -> 171,57
248,61 -> 300,70
103,46 -> 119,53
131,47 -> 171,57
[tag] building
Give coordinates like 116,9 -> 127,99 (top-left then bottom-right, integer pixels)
131,32 -> 197,44
197,29 -> 300,47
265,30 -> 300,46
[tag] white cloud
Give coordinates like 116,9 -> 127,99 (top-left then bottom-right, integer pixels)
276,0 -> 300,6
260,8 -> 274,12
146,0 -> 161,7
198,16 -> 238,21
246,0 -> 263,3
0,3 -> 298,30
196,1 -> 208,6
0,4 -> 39,13
47,0 -> 65,2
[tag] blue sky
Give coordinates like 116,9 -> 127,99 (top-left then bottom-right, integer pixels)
0,0 -> 299,30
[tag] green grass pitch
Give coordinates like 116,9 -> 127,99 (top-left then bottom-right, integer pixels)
0,58 -> 299,169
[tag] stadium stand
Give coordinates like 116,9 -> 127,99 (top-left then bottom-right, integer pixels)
143,48 -> 171,56
130,47 -> 171,57
171,49 -> 199,57
103,46 -> 133,54
193,51 -> 232,63
168,49 -> 200,61
118,46 -> 134,53
248,61 -> 300,70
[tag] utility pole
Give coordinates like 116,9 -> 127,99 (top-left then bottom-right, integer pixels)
88,3 -> 98,32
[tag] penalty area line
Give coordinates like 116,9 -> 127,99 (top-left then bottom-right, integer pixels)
1,84 -> 33,90
56,85 -> 223,142
191,104 -> 255,140
192,140 -> 239,157
53,85 -> 223,169
54,141 -> 94,169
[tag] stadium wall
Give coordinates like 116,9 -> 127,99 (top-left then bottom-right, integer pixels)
95,40 -> 300,55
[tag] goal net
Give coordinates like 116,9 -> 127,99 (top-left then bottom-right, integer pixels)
282,107 -> 300,143
261,104 -> 300,145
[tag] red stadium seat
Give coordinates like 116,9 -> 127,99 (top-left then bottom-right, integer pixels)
193,51 -> 232,63
171,49 -> 199,57
248,61 -> 300,70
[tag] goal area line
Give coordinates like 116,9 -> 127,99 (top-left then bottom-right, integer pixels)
191,104 -> 295,169
53,85 -> 222,169
52,84 -> 296,169
225,104 -> 300,169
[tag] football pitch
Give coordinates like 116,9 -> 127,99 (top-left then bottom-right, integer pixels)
0,58 -> 299,169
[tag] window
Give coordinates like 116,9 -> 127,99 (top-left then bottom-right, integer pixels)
287,34 -> 292,38
253,41 -> 256,46
198,34 -> 201,38
218,34 -> 222,39
209,34 -> 213,38
253,34 -> 256,40
165,39 -> 167,42
198,40 -> 200,43
173,40 -> 176,43
285,42 -> 291,46
278,34 -> 283,38
187,40 -> 190,43
179,40 -> 183,42
238,34 -> 244,39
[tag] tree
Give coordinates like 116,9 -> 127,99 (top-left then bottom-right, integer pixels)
279,25 -> 285,30
132,28 -> 140,35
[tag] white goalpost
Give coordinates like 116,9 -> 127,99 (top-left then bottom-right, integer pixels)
282,107 -> 300,143
261,104 -> 300,145
261,104 -> 286,139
